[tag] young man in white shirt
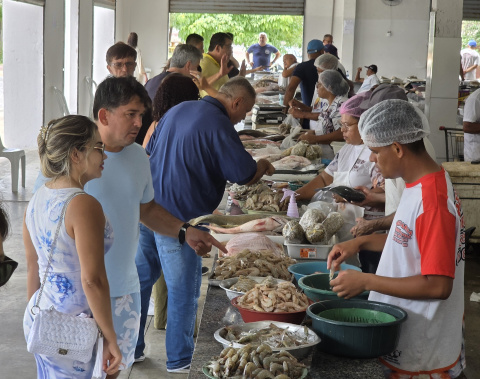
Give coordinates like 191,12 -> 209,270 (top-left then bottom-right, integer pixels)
328,99 -> 466,378
355,64 -> 380,93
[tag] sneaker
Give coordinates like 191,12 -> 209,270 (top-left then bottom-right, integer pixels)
147,297 -> 155,316
167,364 -> 190,374
134,354 -> 145,363
201,266 -> 209,276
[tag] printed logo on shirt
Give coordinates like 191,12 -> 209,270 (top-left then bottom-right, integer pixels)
265,49 -> 270,55
383,349 -> 402,365
454,191 -> 466,266
393,220 -> 413,247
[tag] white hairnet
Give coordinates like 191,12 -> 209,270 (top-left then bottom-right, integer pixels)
358,99 -> 430,147
314,54 -> 339,71
319,69 -> 349,97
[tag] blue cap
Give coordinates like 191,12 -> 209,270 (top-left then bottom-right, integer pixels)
468,40 -> 477,47
307,39 -> 324,54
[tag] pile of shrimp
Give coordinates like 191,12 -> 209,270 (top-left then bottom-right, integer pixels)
214,250 -> 295,281
205,343 -> 306,378
237,281 -> 309,313
222,323 -> 312,348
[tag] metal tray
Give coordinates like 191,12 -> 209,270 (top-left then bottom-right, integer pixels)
213,321 -> 320,360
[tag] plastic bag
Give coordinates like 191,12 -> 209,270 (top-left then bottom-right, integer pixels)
280,115 -> 303,149
224,232 -> 284,257
282,220 -> 306,244
300,201 -> 337,217
335,203 -> 364,242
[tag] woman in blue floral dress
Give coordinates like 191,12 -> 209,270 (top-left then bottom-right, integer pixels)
23,115 -> 122,378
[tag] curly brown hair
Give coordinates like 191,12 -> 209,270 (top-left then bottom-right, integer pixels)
152,74 -> 200,122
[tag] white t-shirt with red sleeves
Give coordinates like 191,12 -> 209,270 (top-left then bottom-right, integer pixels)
369,168 -> 465,376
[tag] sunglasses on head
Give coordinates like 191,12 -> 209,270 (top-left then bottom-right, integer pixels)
0,256 -> 18,287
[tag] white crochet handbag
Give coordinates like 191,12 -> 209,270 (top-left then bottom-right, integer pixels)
27,191 -> 100,364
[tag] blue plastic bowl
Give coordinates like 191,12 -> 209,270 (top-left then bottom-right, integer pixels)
288,261 -> 361,282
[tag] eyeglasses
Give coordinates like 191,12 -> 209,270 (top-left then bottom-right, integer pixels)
110,61 -> 136,69
0,256 -> 18,287
93,143 -> 105,154
340,122 -> 358,130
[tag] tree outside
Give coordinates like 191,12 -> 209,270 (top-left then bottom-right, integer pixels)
461,20 -> 480,49
169,13 -> 304,62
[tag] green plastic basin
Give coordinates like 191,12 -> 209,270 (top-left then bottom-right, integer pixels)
307,299 -> 408,358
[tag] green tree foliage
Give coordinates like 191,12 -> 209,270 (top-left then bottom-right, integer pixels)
461,20 -> 480,48
170,13 -> 303,53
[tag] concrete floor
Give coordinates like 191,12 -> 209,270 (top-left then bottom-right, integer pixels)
0,150 -> 479,378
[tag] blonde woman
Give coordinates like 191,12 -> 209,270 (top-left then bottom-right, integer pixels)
23,115 -> 121,378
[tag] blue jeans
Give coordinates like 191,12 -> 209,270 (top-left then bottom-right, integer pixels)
135,224 -> 201,370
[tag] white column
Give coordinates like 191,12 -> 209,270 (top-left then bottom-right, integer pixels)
424,0 -> 463,161
78,0 -> 94,118
44,0 -> 66,125
115,0 -> 170,77
303,0 -> 334,60
3,0 -> 43,148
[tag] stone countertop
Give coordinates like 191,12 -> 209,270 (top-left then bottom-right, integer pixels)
188,285 -> 384,379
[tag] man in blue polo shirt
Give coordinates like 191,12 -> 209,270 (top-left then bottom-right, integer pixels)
246,32 -> 280,70
139,77 -> 275,374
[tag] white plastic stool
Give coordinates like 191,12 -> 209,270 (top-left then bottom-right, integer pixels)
0,136 -> 26,192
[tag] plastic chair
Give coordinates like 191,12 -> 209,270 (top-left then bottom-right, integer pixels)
52,86 -> 70,117
0,136 -> 26,192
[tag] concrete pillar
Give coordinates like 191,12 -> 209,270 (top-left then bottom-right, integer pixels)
3,0 -> 43,148
304,0 -> 334,60
44,0 -> 66,125
331,0 -> 356,79
78,0 -> 94,118
115,0 -> 170,77
425,0 -> 463,161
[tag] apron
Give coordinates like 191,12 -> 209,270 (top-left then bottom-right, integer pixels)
317,145 -> 384,241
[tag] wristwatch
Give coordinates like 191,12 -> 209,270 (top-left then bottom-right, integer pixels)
178,223 -> 191,244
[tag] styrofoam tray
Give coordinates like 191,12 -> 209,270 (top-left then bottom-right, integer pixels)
285,235 -> 338,260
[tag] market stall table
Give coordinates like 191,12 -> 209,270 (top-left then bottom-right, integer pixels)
188,277 -> 385,378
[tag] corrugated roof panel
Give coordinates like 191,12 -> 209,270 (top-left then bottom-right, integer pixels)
464,0 -> 480,21
169,0 -> 305,15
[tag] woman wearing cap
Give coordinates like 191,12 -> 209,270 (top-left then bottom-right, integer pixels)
295,93 -> 385,246
289,69 -> 349,159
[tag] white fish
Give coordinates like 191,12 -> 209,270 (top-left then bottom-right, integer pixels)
205,216 -> 288,234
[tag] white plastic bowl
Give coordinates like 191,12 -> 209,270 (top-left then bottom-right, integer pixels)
214,321 -> 320,360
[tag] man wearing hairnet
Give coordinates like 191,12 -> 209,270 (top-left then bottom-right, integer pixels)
327,100 -> 466,378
